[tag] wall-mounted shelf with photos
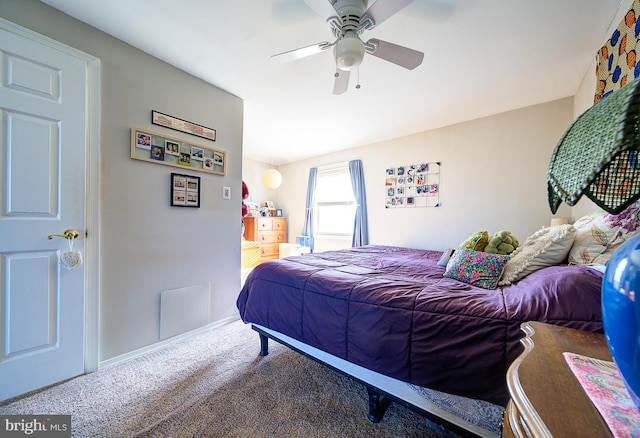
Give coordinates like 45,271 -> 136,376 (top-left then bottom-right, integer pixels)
131,127 -> 226,175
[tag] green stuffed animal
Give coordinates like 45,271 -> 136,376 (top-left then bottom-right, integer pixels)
484,230 -> 519,255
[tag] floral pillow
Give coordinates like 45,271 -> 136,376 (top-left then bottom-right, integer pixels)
444,248 -> 510,290
499,224 -> 576,285
459,231 -> 489,251
569,202 -> 640,265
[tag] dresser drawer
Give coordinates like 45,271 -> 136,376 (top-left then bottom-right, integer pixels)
258,230 -> 285,244
257,217 -> 273,231
272,217 -> 286,231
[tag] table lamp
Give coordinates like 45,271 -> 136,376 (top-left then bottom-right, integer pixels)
547,76 -> 640,411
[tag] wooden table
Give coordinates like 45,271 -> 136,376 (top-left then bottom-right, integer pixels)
503,321 -> 613,437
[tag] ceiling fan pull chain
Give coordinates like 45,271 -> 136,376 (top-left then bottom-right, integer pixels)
356,67 -> 361,89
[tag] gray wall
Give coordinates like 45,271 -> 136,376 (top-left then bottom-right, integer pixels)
0,0 -> 243,362
275,98 -> 575,252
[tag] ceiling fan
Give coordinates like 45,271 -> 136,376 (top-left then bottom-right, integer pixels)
271,0 -> 424,94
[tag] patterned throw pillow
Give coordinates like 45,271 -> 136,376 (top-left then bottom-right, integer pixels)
569,202 -> 640,265
444,248 -> 510,290
499,224 -> 576,285
459,231 -> 489,251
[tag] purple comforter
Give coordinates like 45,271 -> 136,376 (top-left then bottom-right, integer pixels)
236,245 -> 603,405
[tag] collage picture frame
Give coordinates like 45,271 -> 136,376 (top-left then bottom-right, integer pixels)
131,127 -> 226,176
171,173 -> 200,208
385,162 -> 441,208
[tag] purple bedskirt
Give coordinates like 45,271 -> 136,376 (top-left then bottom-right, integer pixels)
237,245 -> 603,405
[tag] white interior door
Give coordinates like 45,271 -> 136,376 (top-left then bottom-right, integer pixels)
0,21 -> 90,401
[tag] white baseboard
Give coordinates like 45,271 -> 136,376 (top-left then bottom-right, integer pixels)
98,315 -> 240,369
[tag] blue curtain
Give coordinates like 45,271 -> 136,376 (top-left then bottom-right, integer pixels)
301,167 -> 318,252
349,159 -> 369,247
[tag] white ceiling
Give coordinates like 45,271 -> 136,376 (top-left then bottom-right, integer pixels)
41,0 -> 630,165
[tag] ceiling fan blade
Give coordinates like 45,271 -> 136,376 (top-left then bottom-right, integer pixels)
304,0 -> 340,22
361,0 -> 415,29
271,41 -> 333,63
365,38 -> 424,70
333,70 -> 350,95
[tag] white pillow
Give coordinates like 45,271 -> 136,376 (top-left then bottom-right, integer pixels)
499,224 -> 576,285
437,248 -> 455,266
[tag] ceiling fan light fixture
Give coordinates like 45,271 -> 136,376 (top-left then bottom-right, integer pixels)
335,35 -> 365,71
274,0 -> 423,92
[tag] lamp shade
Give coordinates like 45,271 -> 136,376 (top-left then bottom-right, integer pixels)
262,168 -> 282,189
549,217 -> 569,227
549,77 -> 640,412
547,76 -> 640,215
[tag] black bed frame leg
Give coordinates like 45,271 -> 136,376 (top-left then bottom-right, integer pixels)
366,388 -> 390,423
258,333 -> 269,356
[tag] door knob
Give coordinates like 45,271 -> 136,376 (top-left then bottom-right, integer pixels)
47,228 -> 80,240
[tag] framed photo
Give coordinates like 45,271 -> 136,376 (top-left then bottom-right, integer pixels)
266,201 -> 275,209
165,140 -> 179,156
275,209 -> 283,217
213,151 -> 224,166
136,132 -> 151,150
150,144 -> 164,161
171,173 -> 200,208
178,151 -> 191,166
152,110 -> 216,141
191,146 -> 204,161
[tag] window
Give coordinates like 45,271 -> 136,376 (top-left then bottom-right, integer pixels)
315,166 -> 355,235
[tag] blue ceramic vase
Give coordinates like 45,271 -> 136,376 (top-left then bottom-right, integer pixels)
602,233 -> 640,411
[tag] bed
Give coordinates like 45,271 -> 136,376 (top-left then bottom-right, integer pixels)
236,243 -> 604,437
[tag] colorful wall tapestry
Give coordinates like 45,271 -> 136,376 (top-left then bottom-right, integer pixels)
589,0 -> 640,213
595,0 -> 640,103
385,162 -> 440,208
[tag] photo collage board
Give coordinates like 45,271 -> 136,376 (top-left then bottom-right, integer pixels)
385,162 -> 440,208
131,127 -> 226,176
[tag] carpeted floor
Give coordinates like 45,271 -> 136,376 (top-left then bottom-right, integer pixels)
0,320 -> 453,437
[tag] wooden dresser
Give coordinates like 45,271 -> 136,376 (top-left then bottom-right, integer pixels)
243,216 -> 286,263
503,321 -> 612,438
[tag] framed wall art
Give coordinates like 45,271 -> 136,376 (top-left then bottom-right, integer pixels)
152,110 -> 216,141
385,162 -> 441,208
171,173 -> 200,208
131,127 -> 226,175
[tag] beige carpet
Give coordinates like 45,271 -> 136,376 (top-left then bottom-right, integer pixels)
0,320 -> 451,437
